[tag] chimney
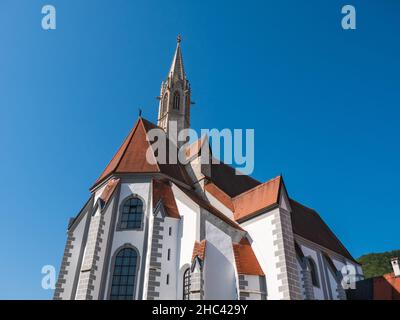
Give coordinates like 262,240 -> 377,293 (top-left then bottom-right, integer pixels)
391,257 -> 400,277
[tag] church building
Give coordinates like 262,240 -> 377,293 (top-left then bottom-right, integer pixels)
54,37 -> 363,300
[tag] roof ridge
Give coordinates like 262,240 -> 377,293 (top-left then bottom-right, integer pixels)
115,118 -> 154,172
232,175 -> 281,200
91,118 -> 142,189
91,117 -> 165,190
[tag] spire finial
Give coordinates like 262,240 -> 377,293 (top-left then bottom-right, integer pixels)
177,34 -> 181,44
138,108 -> 142,117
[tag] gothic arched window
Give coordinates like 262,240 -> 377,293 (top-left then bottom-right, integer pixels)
183,268 -> 191,300
109,247 -> 138,300
307,257 -> 319,287
173,91 -> 180,110
119,197 -> 144,230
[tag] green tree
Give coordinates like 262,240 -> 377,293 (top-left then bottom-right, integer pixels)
357,250 -> 400,279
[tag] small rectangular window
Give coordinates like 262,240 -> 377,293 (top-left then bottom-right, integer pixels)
167,249 -> 171,261
169,227 -> 172,236
166,274 -> 169,285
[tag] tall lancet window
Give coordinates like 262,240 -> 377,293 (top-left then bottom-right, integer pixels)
109,247 -> 138,300
173,91 -> 180,110
307,257 -> 320,288
162,93 -> 168,115
183,268 -> 191,300
119,197 -> 144,230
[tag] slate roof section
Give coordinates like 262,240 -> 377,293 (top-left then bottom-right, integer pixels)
290,199 -> 357,263
233,238 -> 265,276
206,161 -> 261,197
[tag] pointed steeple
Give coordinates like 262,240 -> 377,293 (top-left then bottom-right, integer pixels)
157,36 -> 192,146
169,35 -> 185,81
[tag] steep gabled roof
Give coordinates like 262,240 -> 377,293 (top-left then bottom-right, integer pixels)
204,175 -> 282,222
290,199 -> 357,263
152,179 -> 180,219
142,118 -> 193,187
233,238 -> 265,276
232,176 -> 282,221
92,117 -> 192,189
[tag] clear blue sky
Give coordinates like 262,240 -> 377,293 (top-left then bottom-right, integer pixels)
0,0 -> 399,299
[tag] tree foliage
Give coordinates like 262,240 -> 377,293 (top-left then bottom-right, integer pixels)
357,250 -> 400,279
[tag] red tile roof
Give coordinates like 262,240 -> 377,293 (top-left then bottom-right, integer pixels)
92,117 -> 192,189
373,273 -> 400,300
152,179 -> 180,219
204,182 -> 235,211
99,178 -> 120,205
232,176 -> 281,221
204,176 -> 282,222
232,238 -> 265,276
192,240 -> 207,261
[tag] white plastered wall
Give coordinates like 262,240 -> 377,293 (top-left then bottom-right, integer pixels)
103,179 -> 151,300
61,208 -> 89,299
171,185 -> 200,299
240,208 -> 282,300
203,221 -> 237,299
156,216 -> 180,299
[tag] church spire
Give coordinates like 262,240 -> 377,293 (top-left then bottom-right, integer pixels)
157,36 -> 192,147
169,35 -> 185,81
